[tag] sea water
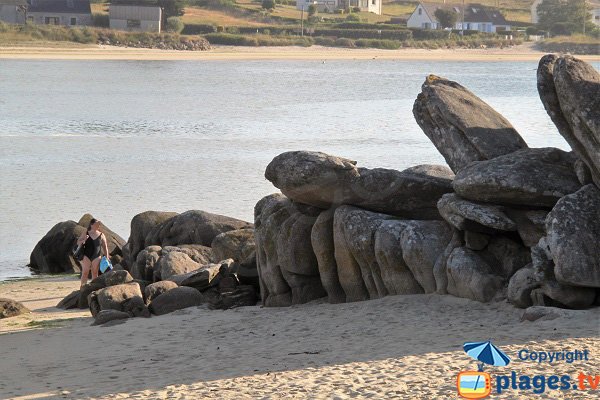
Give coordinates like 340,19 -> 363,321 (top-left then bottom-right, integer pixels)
2,58 -> 594,280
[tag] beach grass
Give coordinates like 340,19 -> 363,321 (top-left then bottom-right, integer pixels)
26,318 -> 78,329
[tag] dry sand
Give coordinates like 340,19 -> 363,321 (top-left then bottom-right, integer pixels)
0,43 -> 599,62
0,276 -> 598,399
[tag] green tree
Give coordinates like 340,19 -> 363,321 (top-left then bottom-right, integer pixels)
262,0 -> 275,10
434,8 -> 458,29
537,0 -> 592,35
157,0 -> 186,19
308,4 -> 317,16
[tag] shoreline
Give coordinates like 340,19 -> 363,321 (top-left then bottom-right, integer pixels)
1,43 -> 599,62
0,277 -> 598,399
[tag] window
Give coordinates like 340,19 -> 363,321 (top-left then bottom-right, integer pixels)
371,0 -> 375,4
44,17 -> 59,25
127,19 -> 141,28
70,17 -> 76,25
418,7 -> 422,15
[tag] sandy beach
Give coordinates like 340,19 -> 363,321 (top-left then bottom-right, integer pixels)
0,43 -> 599,61
1,277 -> 598,399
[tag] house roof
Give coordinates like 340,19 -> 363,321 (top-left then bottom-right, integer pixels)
0,0 -> 28,5
27,0 -> 91,14
419,2 -> 509,25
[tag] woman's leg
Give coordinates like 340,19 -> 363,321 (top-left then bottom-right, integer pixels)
91,257 -> 101,281
80,257 -> 91,288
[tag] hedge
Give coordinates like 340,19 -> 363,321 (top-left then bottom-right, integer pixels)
182,23 -> 217,35
313,28 -> 412,40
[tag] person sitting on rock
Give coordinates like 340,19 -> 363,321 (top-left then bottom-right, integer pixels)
77,218 -> 110,288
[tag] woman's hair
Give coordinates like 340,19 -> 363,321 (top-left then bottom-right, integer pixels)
87,218 -> 98,232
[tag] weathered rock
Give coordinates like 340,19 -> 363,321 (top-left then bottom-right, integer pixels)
433,228 -> 463,294
413,75 -> 527,172
144,281 -> 178,305
131,246 -> 162,281
231,251 -> 259,292
78,270 -> 134,308
265,151 -> 453,219
485,236 -> 531,279
505,209 -> 548,247
403,164 -> 455,180
521,306 -> 570,322
168,245 -> 214,265
437,193 -> 517,233
574,159 -> 593,186
535,278 -> 596,309
126,211 -> 178,265
206,285 -> 258,310
211,229 -> 255,263
546,185 -> 600,287
311,208 -> 345,304
446,247 -> 505,303
168,262 -> 229,291
507,264 -> 541,308
537,55 -> 600,187
453,148 -> 581,208
255,194 -> 326,307
57,290 -> 81,310
144,210 -> 253,248
92,310 -> 130,326
0,298 -> 30,318
92,282 -> 149,318
464,231 -> 490,251
149,286 -> 204,316
155,251 -> 200,282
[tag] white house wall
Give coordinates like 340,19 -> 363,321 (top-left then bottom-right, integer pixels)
592,8 -> 600,26
0,4 -> 26,24
27,12 -> 91,26
109,18 -> 160,32
407,4 -> 435,28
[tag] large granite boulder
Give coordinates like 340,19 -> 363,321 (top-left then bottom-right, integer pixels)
89,282 -> 149,318
507,264 -> 541,309
204,285 -> 258,310
413,75 -> 528,172
254,194 -> 326,307
131,246 -> 162,281
144,281 -> 178,305
148,286 -> 205,316
144,210 -> 253,248
311,208 -> 345,304
155,251 -> 201,281
437,193 -> 517,233
505,209 -> 548,248
57,290 -> 81,310
78,270 -> 134,308
537,54 -> 600,187
168,261 -> 230,291
126,211 -> 178,266
92,310 -> 130,326
30,217 -> 124,274
453,148 -> 581,208
210,229 -> 255,263
264,151 -> 453,220
446,247 -> 505,303
0,298 -> 30,319
546,184 -> 600,287
332,206 -> 452,302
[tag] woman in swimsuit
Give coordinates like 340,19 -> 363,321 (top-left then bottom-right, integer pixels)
76,218 -> 110,288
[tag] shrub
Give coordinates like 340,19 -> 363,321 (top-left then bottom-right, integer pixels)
345,14 -> 361,22
314,36 -> 335,46
352,6 -> 360,12
313,28 -> 412,40
308,4 -> 317,16
181,23 -> 217,34
0,21 -> 8,33
166,17 -> 184,33
92,13 -> 109,28
334,37 -> 354,47
355,38 -> 401,49
262,0 -> 275,10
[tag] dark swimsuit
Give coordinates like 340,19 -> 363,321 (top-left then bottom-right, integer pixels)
83,233 -> 102,260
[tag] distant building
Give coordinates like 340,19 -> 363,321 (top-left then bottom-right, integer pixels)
296,0 -> 382,16
109,5 -> 161,33
0,0 -> 27,24
532,0 -> 600,26
26,0 -> 91,26
407,2 -> 511,32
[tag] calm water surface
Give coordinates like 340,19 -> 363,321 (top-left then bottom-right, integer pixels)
2,59 -> 595,280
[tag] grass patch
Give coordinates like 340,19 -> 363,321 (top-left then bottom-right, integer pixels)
536,35 -> 600,55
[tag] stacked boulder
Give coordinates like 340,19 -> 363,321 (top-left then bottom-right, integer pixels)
255,55 -> 600,310
55,210 -> 259,324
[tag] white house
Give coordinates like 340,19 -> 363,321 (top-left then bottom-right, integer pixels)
407,2 -> 510,32
296,0 -> 382,15
532,0 -> 600,26
109,5 -> 161,33
26,0 -> 91,26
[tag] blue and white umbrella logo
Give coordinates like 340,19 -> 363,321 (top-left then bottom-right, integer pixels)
463,340 -> 511,372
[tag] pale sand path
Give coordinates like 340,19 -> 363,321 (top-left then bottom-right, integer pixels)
0,43 -> 599,62
0,277 -> 598,399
